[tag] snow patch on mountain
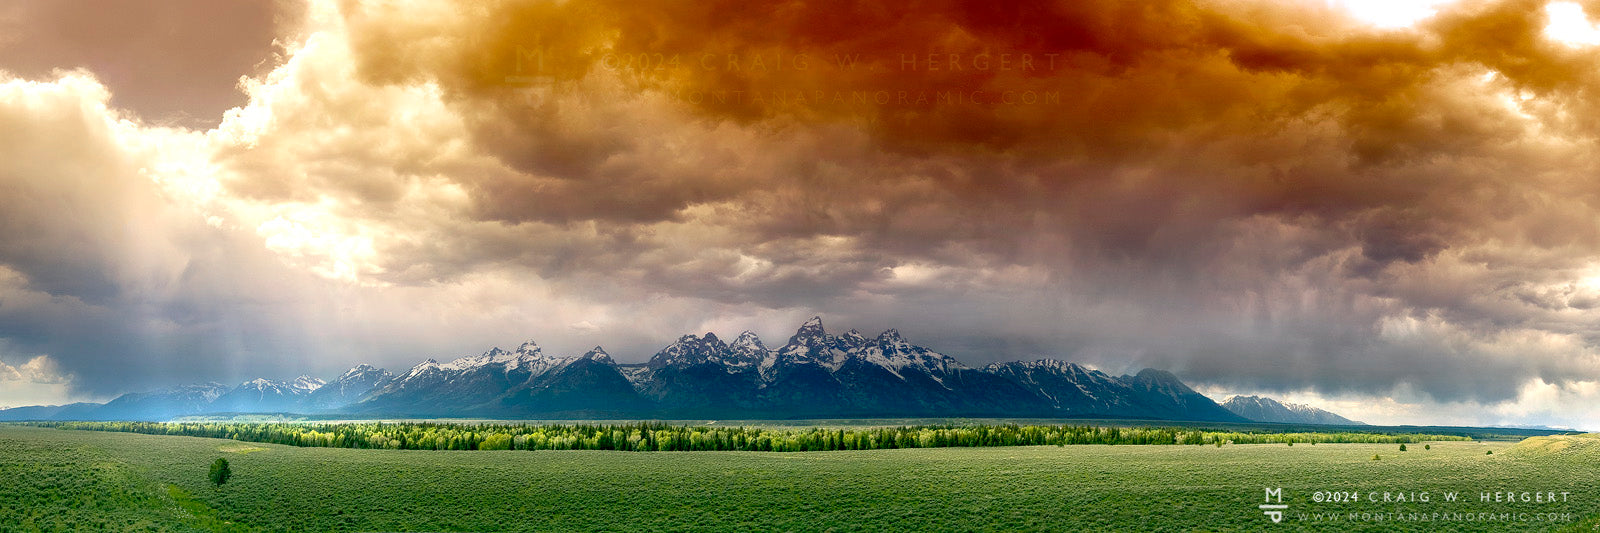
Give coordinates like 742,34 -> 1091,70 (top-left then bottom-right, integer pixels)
1221,395 -> 1363,425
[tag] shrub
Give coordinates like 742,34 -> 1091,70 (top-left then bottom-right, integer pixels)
1424,444 -> 1430,450
28,421 -> 1477,453
1399,444 -> 1407,452
209,458 -> 231,486
1372,454 -> 1380,461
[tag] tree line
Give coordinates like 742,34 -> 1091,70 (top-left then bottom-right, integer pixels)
21,421 -> 1470,452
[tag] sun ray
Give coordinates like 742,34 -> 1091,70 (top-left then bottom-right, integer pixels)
1546,2 -> 1600,46
1325,0 -> 1451,28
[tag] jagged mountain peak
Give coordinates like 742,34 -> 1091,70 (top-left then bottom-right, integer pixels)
852,329 -> 966,381
234,376 -> 323,394
16,320 -> 1250,423
582,346 -> 615,365
833,329 -> 867,351
401,359 -> 442,379
774,316 -> 850,369
290,376 -> 326,392
439,341 -> 556,373
990,359 -> 1084,371
788,316 -> 828,342
1220,395 -> 1362,425
340,364 -> 383,379
648,331 -> 741,370
304,364 -> 393,411
732,330 -> 765,347
330,365 -> 392,387
212,375 -> 327,413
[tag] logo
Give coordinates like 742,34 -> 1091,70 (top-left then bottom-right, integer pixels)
1261,487 -> 1288,523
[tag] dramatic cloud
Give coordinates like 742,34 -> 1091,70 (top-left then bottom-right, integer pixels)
0,353 -> 76,408
5,0 -> 1600,427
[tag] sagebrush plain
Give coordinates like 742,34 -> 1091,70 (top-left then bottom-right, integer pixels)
3,425 -> 1597,532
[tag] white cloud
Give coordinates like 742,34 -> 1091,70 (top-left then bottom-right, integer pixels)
1202,380 -> 1600,431
0,354 -> 79,408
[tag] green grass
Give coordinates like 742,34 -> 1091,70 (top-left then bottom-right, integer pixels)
0,426 -> 1594,532
0,429 -> 198,531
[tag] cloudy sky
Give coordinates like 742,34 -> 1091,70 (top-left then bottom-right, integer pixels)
3,0 -> 1600,428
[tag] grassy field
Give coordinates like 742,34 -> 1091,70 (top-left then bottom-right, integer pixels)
2,425 -> 1597,532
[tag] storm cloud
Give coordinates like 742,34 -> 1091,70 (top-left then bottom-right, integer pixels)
3,0 -> 1600,427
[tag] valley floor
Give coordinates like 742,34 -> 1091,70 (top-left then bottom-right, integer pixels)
1,425 -> 1596,532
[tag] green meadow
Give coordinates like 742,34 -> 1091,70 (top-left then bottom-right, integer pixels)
2,425 -> 1597,532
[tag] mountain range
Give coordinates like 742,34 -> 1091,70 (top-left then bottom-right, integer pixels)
1220,395 -> 1362,425
0,318 -> 1338,424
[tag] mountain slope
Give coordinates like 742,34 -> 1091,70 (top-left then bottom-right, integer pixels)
352,342 -> 546,416
211,376 -> 326,413
497,347 -> 644,416
9,318 -> 1251,423
87,383 -> 229,421
0,402 -> 102,421
982,361 -> 1247,422
1221,395 -> 1362,425
302,365 -> 393,410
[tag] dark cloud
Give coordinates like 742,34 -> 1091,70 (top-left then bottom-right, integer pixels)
6,0 -> 1600,426
224,0 -> 1600,407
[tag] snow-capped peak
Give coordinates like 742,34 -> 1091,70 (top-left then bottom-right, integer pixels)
515,340 -> 541,355
647,332 -> 737,370
581,346 -> 615,365
791,316 -> 826,340
231,376 -> 324,397
732,330 -> 765,349
290,375 -> 326,392
774,316 -> 848,369
339,364 -> 384,381
242,378 -> 275,388
730,331 -> 768,363
985,359 -> 1088,374
402,359 -> 442,380
847,329 -> 966,384
441,344 -> 534,371
342,363 -> 375,375
1220,395 -> 1362,425
834,329 -> 867,352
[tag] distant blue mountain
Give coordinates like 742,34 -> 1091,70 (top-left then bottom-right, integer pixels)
0,318 -> 1246,423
